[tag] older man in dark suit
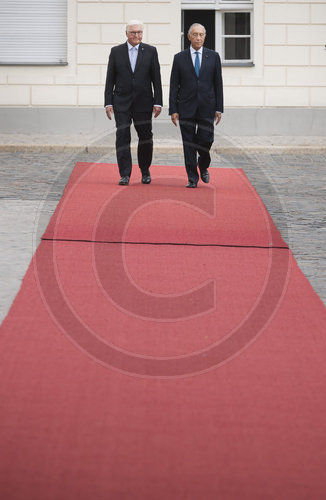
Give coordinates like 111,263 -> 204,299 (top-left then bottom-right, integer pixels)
169,23 -> 224,188
104,20 -> 163,185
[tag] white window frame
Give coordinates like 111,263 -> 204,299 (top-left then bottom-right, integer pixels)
0,0 -> 67,66
181,0 -> 254,66
217,9 -> 253,65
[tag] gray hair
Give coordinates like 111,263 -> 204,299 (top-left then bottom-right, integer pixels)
188,23 -> 206,35
126,20 -> 144,32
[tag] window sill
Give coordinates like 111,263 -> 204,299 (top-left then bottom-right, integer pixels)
222,62 -> 254,67
0,62 -> 68,66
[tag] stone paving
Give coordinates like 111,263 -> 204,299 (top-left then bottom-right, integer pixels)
0,131 -> 325,154
0,146 -> 325,323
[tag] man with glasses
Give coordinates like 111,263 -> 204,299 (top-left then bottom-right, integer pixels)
169,23 -> 223,188
104,20 -> 163,185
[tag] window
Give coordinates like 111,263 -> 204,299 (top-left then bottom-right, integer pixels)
0,0 -> 67,65
182,0 -> 254,66
221,11 -> 252,63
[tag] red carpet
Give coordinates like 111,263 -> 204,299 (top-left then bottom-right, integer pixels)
43,163 -> 287,248
1,163 -> 326,499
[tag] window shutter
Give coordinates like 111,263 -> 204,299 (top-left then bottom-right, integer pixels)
0,0 -> 67,65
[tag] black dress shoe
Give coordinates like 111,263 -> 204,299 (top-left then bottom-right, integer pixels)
118,176 -> 130,186
200,169 -> 210,183
186,181 -> 197,188
141,171 -> 151,184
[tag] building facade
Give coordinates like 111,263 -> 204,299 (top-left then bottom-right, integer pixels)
0,0 -> 325,134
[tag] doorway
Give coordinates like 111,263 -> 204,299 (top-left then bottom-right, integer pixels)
182,10 -> 215,50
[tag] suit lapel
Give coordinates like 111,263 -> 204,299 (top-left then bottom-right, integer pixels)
200,47 -> 209,76
123,42 -> 133,73
186,48 -> 197,78
134,43 -> 144,73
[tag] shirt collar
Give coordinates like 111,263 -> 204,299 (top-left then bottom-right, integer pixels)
190,46 -> 203,55
127,41 -> 140,50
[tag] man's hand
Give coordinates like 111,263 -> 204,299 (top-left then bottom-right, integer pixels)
171,113 -> 179,127
106,105 -> 113,120
153,106 -> 162,118
215,112 -> 222,125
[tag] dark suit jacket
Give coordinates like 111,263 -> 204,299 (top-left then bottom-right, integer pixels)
104,42 -> 163,112
169,47 -> 223,119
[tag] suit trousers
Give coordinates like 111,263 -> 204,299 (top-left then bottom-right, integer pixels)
114,110 -> 153,177
179,114 -> 214,183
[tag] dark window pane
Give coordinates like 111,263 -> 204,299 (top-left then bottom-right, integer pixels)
225,37 -> 250,59
224,13 -> 250,35
183,10 -> 215,50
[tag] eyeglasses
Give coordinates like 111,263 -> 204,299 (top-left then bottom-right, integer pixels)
128,31 -> 143,36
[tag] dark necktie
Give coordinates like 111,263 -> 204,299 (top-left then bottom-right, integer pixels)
195,51 -> 200,77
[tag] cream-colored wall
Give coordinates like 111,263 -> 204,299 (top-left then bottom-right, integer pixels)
263,0 -> 326,107
223,0 -> 326,107
0,0 -> 179,107
0,0 -> 325,108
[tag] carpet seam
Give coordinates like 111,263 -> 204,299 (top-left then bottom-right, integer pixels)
41,237 -> 289,250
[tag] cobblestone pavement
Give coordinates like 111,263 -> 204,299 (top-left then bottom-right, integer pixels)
0,149 -> 325,323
